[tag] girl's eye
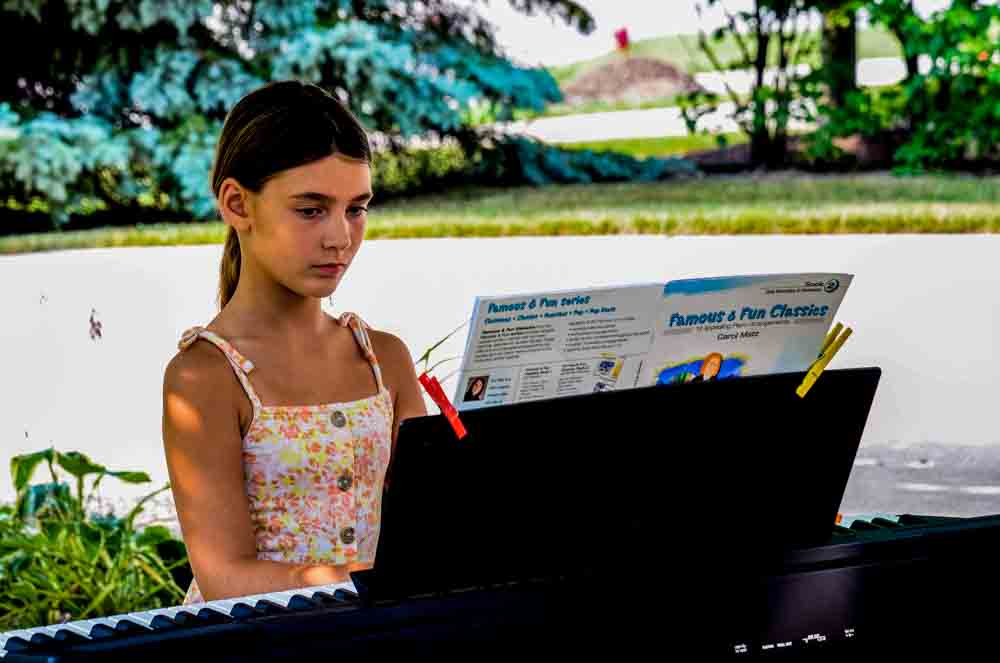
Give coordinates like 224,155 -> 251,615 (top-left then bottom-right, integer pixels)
296,207 -> 369,219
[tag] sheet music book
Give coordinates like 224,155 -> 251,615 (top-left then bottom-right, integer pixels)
452,273 -> 852,410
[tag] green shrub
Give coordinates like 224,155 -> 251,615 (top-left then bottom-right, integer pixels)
0,448 -> 188,630
2,134 -> 696,234
808,0 -> 1000,171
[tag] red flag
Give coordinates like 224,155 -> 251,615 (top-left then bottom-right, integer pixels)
614,27 -> 630,51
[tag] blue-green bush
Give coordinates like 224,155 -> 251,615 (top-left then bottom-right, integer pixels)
1,0 -> 690,232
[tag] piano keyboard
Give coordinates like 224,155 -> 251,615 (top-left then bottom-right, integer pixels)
0,581 -> 359,659
3,512 -> 999,660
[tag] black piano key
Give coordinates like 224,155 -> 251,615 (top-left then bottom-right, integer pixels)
849,519 -> 879,531
52,628 -> 90,644
195,607 -> 234,625
111,618 -> 149,635
334,588 -> 359,602
2,636 -> 33,652
252,599 -> 289,616
896,513 -> 927,526
311,590 -> 348,605
89,623 -> 119,639
150,614 -> 184,630
28,632 -> 56,647
229,602 -> 258,619
173,610 -> 200,626
286,595 -> 320,611
897,513 -> 962,527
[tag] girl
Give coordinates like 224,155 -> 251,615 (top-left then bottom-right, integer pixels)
161,80 -> 427,604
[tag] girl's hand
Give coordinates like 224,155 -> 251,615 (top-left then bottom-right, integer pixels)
299,560 -> 372,587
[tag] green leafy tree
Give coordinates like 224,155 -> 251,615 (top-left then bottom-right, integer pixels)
680,0 -> 823,168
807,0 -> 1000,171
1,1 -> 692,229
818,1 -> 858,108
867,0 -> 921,82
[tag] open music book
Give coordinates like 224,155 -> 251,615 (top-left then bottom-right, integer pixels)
452,273 -> 852,410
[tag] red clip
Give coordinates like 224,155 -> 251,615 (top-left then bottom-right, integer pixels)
418,372 -> 468,440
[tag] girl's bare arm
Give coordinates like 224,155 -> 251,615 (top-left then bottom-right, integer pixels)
162,342 -> 356,601
371,330 -> 429,483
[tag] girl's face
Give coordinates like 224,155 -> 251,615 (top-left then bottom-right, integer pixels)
244,153 -> 372,299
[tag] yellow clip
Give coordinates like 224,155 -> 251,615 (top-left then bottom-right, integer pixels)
818,322 -> 843,357
796,325 -> 853,398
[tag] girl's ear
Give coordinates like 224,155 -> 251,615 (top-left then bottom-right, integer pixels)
229,194 -> 247,217
219,178 -> 252,229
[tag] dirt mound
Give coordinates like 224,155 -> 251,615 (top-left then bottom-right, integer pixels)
561,56 -> 702,105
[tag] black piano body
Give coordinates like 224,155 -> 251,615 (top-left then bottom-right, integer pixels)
4,512 -> 1000,660
5,369 -> 999,658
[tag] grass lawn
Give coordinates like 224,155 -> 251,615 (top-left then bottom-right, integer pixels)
560,133 -> 748,159
2,174 -> 998,255
547,28 -> 902,88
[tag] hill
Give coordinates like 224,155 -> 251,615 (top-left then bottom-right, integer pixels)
548,27 -> 903,89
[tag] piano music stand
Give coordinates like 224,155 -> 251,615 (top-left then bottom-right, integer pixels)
354,367 -> 882,602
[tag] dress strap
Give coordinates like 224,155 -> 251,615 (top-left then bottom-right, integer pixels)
336,312 -> 385,394
177,326 -> 263,416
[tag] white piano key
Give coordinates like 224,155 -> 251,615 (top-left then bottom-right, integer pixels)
309,580 -> 358,597
155,606 -> 199,619
58,617 -> 117,638
0,579 -> 363,653
204,589 -> 296,612
125,605 -> 199,628
115,611 -> 166,630
124,610 -> 167,629
201,598 -> 245,616
55,622 -> 92,639
104,614 -> 153,630
261,590 -> 307,608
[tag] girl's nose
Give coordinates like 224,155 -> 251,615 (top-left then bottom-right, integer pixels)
323,213 -> 352,249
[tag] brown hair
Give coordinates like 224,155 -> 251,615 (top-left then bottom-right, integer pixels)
210,80 -> 372,310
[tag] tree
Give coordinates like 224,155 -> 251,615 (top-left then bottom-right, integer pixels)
866,0 -> 921,82
818,1 -> 858,108
0,0 -> 609,226
807,0 -> 1000,171
680,0 -> 823,168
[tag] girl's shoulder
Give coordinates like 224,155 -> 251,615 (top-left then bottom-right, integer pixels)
166,326 -> 248,405
365,327 -> 411,366
337,312 -> 408,364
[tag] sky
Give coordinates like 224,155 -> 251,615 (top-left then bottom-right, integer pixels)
463,0 -> 954,67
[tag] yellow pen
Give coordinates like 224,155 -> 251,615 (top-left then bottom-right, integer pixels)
797,327 -> 852,398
